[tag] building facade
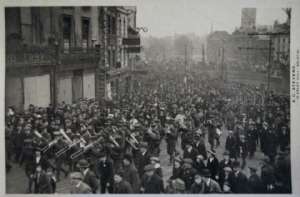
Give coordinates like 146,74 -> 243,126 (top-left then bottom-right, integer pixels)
5,6 -> 141,110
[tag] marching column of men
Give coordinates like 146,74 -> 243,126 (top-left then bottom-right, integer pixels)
5,72 -> 291,193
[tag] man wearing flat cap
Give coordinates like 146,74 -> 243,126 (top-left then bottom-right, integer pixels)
166,178 -> 186,193
77,159 -> 98,193
135,141 -> 150,177
190,173 -> 206,193
181,158 -> 197,191
170,157 -> 183,180
122,154 -> 140,193
113,169 -> 133,193
70,172 -> 92,194
218,151 -> 232,188
140,164 -> 164,193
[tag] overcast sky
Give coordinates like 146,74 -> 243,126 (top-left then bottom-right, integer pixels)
136,0 -> 288,38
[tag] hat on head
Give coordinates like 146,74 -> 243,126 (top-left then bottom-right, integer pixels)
123,154 -> 132,162
223,151 -> 230,156
76,159 -> 90,168
224,166 -> 232,172
174,157 -> 182,163
115,169 -> 124,177
208,149 -> 217,155
260,157 -> 270,164
139,142 -> 148,149
53,131 -> 61,136
34,147 -> 42,152
248,166 -> 257,172
173,178 -> 186,191
183,158 -> 193,165
232,161 -> 240,168
144,164 -> 155,172
70,172 -> 83,180
150,156 -> 160,163
196,154 -> 204,160
201,168 -> 211,178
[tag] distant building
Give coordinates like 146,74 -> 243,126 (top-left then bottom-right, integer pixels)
272,20 -> 290,67
240,8 -> 256,33
206,31 -> 230,65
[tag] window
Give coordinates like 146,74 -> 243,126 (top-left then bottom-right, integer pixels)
82,17 -> 90,50
63,15 -> 72,53
112,17 -> 116,35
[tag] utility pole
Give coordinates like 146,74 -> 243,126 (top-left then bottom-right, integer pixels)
241,32 -> 288,94
221,47 -> 225,82
184,43 -> 187,89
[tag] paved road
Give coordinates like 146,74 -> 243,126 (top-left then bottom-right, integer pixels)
6,128 -> 266,193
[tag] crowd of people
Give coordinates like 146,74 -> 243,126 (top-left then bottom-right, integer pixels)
5,63 -> 291,194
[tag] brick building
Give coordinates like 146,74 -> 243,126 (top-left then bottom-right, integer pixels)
5,6 -> 142,110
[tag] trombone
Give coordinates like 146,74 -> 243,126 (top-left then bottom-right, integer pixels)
70,137 -> 103,160
41,137 -> 61,153
55,140 -> 82,158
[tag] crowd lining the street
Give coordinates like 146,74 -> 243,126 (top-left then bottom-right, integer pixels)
5,63 -> 291,194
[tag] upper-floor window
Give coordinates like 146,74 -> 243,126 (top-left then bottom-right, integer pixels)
82,17 -> 90,50
63,15 -> 72,53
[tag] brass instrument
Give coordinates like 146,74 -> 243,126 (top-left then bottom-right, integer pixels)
70,137 -> 103,160
59,128 -> 72,143
126,133 -> 139,150
55,139 -> 82,158
34,130 -> 43,139
41,137 -> 61,153
109,135 -> 120,148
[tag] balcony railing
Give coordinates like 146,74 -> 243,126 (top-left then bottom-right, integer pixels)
60,47 -> 99,65
6,45 -> 56,67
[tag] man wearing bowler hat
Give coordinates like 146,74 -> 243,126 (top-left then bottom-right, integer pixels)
229,161 -> 249,193
248,166 -> 263,193
76,159 -> 98,193
96,152 -> 114,193
201,168 -> 222,193
206,149 -> 219,181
